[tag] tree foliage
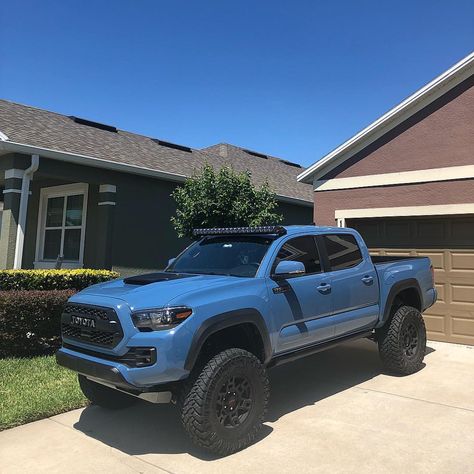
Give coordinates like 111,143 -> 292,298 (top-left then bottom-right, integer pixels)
171,165 -> 283,238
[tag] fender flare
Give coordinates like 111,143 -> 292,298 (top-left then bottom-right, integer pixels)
184,308 -> 272,371
381,278 -> 422,325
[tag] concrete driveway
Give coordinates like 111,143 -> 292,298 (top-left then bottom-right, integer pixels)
1,339 -> 473,474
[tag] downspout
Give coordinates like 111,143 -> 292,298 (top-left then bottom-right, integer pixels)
13,155 -> 39,269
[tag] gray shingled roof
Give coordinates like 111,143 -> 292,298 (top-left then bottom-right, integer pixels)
0,100 -> 313,203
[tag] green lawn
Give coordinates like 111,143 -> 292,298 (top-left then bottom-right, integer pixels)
0,355 -> 87,431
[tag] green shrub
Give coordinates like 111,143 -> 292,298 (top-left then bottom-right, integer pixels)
0,290 -> 75,357
0,269 -> 119,291
171,164 -> 283,238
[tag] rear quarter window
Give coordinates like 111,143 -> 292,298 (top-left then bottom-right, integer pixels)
323,234 -> 363,271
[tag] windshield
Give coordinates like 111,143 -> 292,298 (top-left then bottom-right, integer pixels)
167,236 -> 273,277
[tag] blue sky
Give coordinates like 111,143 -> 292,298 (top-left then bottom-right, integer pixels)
1,0 -> 473,167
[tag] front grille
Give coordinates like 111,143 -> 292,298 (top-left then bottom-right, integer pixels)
63,304 -> 110,320
62,324 -> 116,346
61,303 -> 123,348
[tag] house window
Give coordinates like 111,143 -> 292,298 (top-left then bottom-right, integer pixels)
35,184 -> 88,268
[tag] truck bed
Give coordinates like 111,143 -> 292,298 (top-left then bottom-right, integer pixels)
370,254 -> 435,326
370,255 -> 426,264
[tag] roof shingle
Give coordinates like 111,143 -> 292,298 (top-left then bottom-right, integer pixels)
0,100 -> 312,203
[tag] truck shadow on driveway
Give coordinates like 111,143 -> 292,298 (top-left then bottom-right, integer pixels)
73,339 -> 434,459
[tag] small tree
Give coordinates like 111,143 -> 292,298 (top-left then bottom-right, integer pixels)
171,165 -> 283,238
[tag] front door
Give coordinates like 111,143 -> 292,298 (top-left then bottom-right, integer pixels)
266,235 -> 334,353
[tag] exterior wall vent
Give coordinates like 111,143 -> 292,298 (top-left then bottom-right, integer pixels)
243,149 -> 268,159
280,159 -> 302,168
70,116 -> 117,133
151,139 -> 192,153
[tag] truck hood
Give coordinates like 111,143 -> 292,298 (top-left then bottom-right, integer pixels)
75,272 -> 242,310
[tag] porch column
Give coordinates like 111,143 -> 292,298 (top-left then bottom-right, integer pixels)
0,169 -> 25,268
95,184 -> 117,269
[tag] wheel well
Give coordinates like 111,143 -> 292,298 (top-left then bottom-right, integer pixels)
393,287 -> 422,312
194,323 -> 266,369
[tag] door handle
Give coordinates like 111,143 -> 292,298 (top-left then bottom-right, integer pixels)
317,283 -> 331,294
361,275 -> 374,285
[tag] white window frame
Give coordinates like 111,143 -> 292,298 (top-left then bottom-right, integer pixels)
34,183 -> 89,269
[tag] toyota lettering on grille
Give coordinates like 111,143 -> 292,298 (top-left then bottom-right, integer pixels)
70,315 -> 96,329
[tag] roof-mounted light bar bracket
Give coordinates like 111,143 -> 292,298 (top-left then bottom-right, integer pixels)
193,226 -> 287,237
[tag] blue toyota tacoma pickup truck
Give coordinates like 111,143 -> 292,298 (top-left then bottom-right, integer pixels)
57,225 -> 436,455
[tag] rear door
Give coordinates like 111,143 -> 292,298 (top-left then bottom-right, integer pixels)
320,233 -> 379,337
266,235 -> 334,353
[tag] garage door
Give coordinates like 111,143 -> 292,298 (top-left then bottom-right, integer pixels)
348,215 -> 474,345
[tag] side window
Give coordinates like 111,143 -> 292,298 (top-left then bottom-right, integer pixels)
272,236 -> 322,275
323,234 -> 363,271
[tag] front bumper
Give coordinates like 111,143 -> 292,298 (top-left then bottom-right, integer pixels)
56,348 -> 133,389
56,347 -> 182,397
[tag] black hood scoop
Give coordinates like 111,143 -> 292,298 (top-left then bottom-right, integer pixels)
123,272 -> 196,286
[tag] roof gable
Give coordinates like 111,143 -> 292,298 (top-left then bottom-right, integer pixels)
298,52 -> 474,184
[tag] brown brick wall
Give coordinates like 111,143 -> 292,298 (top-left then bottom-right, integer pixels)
322,75 -> 474,180
314,179 -> 474,226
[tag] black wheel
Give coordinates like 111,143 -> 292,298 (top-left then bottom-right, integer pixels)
179,348 -> 269,456
78,374 -> 137,409
378,305 -> 427,375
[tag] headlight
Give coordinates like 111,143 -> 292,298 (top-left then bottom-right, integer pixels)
131,306 -> 192,331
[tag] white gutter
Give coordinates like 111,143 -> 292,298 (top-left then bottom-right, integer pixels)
0,140 -> 187,184
275,194 -> 313,207
13,154 -> 39,269
297,51 -> 474,184
0,130 -> 9,141
0,141 -> 313,205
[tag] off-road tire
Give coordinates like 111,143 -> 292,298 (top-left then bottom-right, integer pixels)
179,348 -> 269,456
78,374 -> 137,409
378,305 -> 426,375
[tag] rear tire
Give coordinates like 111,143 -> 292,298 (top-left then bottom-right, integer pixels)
378,305 -> 426,375
78,374 -> 137,409
179,348 -> 269,456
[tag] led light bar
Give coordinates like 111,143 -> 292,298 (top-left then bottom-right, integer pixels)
193,226 -> 287,237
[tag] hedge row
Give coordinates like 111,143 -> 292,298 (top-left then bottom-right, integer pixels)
0,290 -> 75,357
0,269 -> 119,291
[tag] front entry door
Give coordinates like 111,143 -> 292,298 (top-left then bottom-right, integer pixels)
266,235 -> 334,353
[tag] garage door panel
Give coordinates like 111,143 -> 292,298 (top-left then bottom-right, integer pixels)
386,221 -> 411,240
451,317 -> 474,342
349,216 -> 474,345
434,283 -> 445,302
417,220 -> 446,241
451,252 -> 474,270
452,284 -> 474,304
423,313 -> 446,335
416,251 -> 445,269
451,218 -> 474,242
384,251 -> 412,257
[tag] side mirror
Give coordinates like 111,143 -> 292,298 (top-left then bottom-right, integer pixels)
273,260 -> 305,277
167,257 -> 176,267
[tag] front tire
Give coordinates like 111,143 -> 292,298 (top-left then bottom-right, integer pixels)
78,374 -> 137,409
378,305 -> 427,375
180,348 -> 269,456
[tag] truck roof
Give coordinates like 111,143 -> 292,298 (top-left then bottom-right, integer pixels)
283,225 -> 344,234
